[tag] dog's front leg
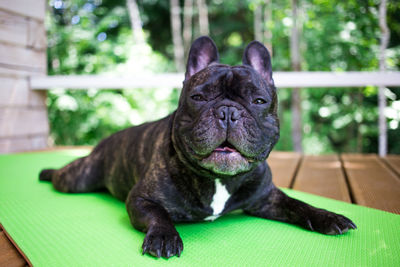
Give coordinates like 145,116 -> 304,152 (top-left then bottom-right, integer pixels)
244,186 -> 357,235
126,193 -> 183,258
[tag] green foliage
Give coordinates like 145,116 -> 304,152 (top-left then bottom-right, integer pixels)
267,0 -> 400,154
48,88 -> 179,145
46,0 -> 400,154
46,0 -> 176,145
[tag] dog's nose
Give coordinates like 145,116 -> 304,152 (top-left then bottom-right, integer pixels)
216,106 -> 240,129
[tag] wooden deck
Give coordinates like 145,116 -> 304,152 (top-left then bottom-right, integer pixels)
1,151 -> 400,266
0,226 -> 27,267
269,152 -> 400,214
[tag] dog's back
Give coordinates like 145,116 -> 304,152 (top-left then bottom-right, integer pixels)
40,114 -> 174,201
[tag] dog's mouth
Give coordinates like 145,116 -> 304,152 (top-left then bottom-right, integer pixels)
213,141 -> 238,153
197,140 -> 252,176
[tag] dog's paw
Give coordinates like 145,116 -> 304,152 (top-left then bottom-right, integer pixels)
142,226 -> 183,258
304,209 -> 357,235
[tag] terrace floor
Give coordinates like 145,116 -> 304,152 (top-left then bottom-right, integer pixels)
1,150 -> 400,266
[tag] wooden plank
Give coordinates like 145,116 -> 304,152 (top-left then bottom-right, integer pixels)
0,66 -> 43,78
0,11 -> 47,50
0,77 -> 29,107
29,135 -> 48,150
0,136 -> 32,154
0,0 -> 45,21
27,90 -> 46,108
341,154 -> 400,214
3,78 -> 47,108
0,230 -> 26,267
0,43 -> 46,72
0,10 -> 28,47
383,155 -> 400,177
268,151 -> 301,188
27,19 -> 46,50
0,134 -> 48,154
0,107 -> 49,138
30,72 -> 400,90
292,155 -> 351,202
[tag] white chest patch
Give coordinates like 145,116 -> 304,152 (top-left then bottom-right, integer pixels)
204,179 -> 231,221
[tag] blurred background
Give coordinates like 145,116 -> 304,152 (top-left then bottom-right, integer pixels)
45,0 -> 400,154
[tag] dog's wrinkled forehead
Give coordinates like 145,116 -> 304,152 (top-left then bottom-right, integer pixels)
185,63 -> 272,98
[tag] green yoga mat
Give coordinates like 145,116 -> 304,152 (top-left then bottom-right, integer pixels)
0,149 -> 399,266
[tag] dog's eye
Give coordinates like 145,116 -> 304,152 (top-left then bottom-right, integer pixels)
253,98 -> 267,105
191,94 -> 205,101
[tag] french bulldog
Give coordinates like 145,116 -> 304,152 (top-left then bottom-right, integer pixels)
39,36 -> 356,259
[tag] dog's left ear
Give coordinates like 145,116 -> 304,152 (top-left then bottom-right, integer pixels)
243,41 -> 274,85
185,36 -> 219,80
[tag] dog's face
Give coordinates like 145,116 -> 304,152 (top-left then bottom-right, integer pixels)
173,37 -> 279,176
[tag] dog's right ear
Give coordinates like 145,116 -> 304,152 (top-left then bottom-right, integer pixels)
185,36 -> 219,80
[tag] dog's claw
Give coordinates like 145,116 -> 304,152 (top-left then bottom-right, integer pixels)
349,222 -> 357,229
142,242 -> 149,255
156,249 -> 161,258
307,219 -> 314,231
177,244 -> 182,257
334,224 -> 342,235
141,227 -> 183,258
303,209 -> 356,235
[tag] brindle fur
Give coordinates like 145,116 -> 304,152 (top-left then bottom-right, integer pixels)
40,36 -> 356,259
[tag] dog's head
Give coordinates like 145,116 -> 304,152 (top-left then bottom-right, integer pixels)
172,36 -> 279,177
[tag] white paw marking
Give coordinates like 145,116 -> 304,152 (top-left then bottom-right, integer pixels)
204,179 -> 230,221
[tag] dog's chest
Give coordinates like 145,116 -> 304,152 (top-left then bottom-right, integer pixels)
204,179 -> 231,221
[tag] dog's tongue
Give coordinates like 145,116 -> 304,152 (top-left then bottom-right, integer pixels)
214,146 -> 237,153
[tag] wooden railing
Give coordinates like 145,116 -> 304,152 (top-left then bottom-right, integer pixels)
30,71 -> 400,89
30,71 -> 400,156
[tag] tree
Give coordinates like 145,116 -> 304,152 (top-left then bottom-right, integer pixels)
264,0 -> 273,54
197,0 -> 209,36
378,0 -> 390,156
126,0 -> 144,44
45,0 -> 400,154
170,0 -> 185,71
254,4 -> 262,41
290,0 -> 302,153
253,1 -> 273,53
183,0 -> 194,56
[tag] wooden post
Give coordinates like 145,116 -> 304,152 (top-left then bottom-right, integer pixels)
0,0 -> 49,153
378,0 -> 389,157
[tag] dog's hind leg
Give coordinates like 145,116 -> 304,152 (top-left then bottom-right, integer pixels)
39,155 -> 104,193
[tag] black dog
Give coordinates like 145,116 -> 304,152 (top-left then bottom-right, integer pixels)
40,36 -> 356,259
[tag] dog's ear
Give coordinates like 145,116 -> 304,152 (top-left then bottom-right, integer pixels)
242,41 -> 274,85
185,36 -> 219,80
